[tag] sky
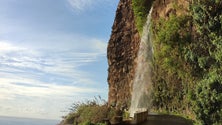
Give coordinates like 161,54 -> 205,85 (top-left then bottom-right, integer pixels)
0,0 -> 119,120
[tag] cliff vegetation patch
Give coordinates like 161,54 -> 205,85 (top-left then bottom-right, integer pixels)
151,0 -> 222,124
132,0 -> 153,35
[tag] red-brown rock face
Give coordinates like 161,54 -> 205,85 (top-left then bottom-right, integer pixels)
107,0 -> 140,107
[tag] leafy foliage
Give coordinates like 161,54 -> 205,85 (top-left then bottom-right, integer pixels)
152,0 -> 222,124
194,71 -> 222,125
152,14 -> 193,113
190,1 -> 222,124
62,97 -> 111,125
132,0 -> 153,34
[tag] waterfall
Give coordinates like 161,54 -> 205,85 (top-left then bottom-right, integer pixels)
129,7 -> 153,118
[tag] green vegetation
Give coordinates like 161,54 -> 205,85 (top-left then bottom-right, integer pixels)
132,0 -> 153,34
194,72 -> 222,125
152,13 -> 193,115
61,97 -> 128,125
61,97 -> 110,125
191,1 -> 222,124
151,0 -> 222,124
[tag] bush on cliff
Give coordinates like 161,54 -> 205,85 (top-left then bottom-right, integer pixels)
61,97 -> 109,125
132,0 -> 153,34
152,14 -> 193,113
190,1 -> 222,124
194,72 -> 222,125
152,0 -> 222,124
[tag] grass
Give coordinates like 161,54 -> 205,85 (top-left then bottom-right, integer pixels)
132,0 -> 153,35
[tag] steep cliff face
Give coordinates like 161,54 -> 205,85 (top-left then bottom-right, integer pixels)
107,0 -> 190,108
107,0 -> 140,106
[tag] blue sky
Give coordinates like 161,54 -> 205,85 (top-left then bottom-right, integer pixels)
0,0 -> 118,120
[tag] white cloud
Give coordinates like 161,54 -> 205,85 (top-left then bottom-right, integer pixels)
0,40 -> 107,119
67,0 -> 114,13
0,79 -> 100,119
0,78 -> 98,99
0,40 -> 106,87
0,40 -> 105,83
0,0 -> 114,119
90,39 -> 107,54
0,68 -> 103,119
0,41 -> 25,53
67,0 -> 94,12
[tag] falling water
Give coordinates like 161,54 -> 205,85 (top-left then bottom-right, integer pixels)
129,7 -> 153,117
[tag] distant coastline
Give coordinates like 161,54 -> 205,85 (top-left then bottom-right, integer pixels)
0,115 -> 59,120
0,116 -> 59,125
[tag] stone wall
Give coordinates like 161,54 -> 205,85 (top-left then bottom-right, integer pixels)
107,0 -> 140,107
131,110 -> 148,124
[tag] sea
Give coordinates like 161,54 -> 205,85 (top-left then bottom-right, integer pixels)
0,116 -> 60,125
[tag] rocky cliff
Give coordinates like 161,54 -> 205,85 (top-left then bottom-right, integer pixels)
107,0 -> 140,107
107,0 -> 191,108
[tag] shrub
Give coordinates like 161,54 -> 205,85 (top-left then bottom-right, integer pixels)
152,2 -> 222,124
132,0 -> 153,34
190,1 -> 222,124
62,97 -> 110,125
152,14 -> 193,113
194,71 -> 222,125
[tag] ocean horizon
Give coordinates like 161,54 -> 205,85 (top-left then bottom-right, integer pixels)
0,116 -> 59,125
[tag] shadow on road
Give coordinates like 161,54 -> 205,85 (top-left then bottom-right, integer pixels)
140,114 -> 193,125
